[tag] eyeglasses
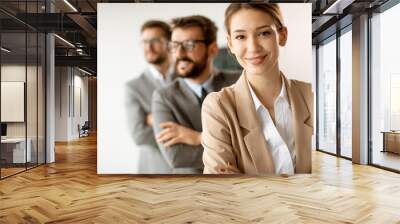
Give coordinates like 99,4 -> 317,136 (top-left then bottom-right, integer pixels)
141,38 -> 166,46
168,40 -> 206,52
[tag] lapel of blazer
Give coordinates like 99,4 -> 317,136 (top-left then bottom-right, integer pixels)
234,72 -> 275,173
283,75 -> 311,172
177,78 -> 203,131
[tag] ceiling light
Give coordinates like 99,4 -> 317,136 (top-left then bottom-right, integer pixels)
323,0 -> 355,15
63,0 -> 78,12
54,34 -> 75,48
1,47 -> 11,53
78,67 -> 92,76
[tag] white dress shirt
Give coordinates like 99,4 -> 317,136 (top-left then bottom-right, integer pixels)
247,76 -> 295,175
148,65 -> 169,86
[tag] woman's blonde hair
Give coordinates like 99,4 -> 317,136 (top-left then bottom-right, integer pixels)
224,3 -> 284,34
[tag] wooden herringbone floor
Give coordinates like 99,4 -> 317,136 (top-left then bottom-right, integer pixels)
0,134 -> 400,224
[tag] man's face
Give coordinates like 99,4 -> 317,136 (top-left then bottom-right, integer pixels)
170,27 -> 208,78
141,27 -> 169,65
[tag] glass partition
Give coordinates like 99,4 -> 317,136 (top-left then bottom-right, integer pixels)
0,1 -> 46,179
1,31 -> 28,177
317,36 -> 337,155
27,31 -> 38,169
38,32 -> 45,165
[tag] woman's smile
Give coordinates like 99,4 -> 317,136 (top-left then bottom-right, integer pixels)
245,54 -> 267,65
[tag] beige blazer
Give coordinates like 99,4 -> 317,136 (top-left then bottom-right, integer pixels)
201,72 -> 313,174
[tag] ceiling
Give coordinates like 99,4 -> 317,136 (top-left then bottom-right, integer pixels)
0,0 -> 392,75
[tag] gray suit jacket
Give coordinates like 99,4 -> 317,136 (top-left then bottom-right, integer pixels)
151,69 -> 240,174
125,68 -> 175,174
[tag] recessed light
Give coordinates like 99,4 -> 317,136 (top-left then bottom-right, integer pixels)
63,0 -> 78,12
78,67 -> 92,76
1,47 -> 11,53
54,34 -> 75,48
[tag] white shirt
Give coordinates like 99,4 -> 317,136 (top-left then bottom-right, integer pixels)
148,65 -> 168,86
183,73 -> 214,98
247,76 -> 296,175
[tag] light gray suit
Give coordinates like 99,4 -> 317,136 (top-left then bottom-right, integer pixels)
152,70 -> 240,174
125,68 -> 175,174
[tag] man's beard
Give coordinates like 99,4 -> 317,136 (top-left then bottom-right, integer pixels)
174,53 -> 208,78
148,54 -> 167,65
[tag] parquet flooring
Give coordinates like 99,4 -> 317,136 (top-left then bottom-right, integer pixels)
0,134 -> 400,223
1,167 -> 26,177
373,151 -> 400,171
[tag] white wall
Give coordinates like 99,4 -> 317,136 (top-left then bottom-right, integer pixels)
278,4 -> 312,81
55,67 -> 89,141
98,3 -> 312,174
1,66 -> 26,126
76,74 -> 89,123
1,65 -> 39,138
55,67 -> 69,141
1,82 -> 25,122
73,73 -> 89,137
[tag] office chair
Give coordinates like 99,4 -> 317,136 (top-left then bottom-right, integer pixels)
79,121 -> 90,138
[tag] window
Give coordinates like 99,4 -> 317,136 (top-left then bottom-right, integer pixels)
370,2 -> 400,171
339,28 -> 352,158
317,36 -> 337,154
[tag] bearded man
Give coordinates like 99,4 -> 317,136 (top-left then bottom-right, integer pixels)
151,15 -> 240,174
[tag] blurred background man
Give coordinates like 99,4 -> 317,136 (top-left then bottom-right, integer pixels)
126,20 -> 175,173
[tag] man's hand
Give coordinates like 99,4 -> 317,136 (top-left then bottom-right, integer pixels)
157,121 -> 201,147
145,114 -> 153,126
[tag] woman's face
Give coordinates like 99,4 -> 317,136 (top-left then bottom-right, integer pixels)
227,9 -> 287,76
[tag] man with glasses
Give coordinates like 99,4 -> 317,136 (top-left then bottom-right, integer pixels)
152,15 -> 240,174
126,20 -> 175,173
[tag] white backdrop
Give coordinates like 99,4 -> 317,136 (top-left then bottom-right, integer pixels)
97,3 -> 311,174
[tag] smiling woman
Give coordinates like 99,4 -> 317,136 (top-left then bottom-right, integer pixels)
201,3 -> 314,175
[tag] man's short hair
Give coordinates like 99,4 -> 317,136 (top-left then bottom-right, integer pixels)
141,20 -> 172,40
170,15 -> 218,45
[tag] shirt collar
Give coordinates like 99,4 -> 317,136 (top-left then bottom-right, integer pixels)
277,75 -> 288,102
183,71 -> 214,98
246,73 -> 288,111
148,64 -> 166,84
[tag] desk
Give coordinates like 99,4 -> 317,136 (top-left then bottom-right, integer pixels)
1,138 -> 31,163
381,131 -> 400,154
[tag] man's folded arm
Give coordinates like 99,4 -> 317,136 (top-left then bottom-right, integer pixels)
151,90 -> 203,168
